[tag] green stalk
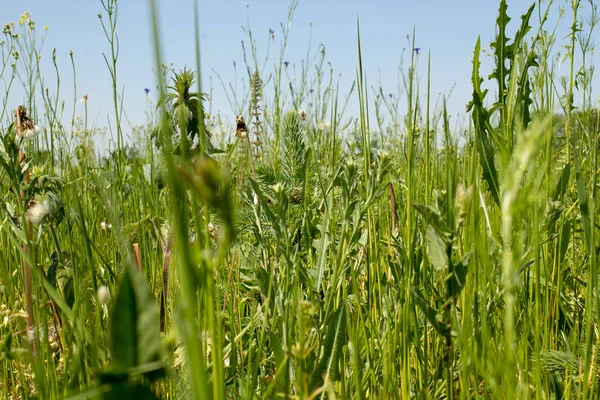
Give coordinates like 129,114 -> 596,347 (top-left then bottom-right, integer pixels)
148,1 -> 210,398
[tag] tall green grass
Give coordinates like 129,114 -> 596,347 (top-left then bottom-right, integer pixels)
0,0 -> 598,398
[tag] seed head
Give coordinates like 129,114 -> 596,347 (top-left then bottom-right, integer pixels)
236,115 -> 247,138
14,105 -> 40,139
97,286 -> 110,304
26,200 -> 50,225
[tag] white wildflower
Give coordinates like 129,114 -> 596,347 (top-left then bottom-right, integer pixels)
81,94 -> 89,103
253,192 -> 259,205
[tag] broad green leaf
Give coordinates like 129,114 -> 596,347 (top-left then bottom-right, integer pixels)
310,301 -> 346,391
558,220 -> 571,266
110,265 -> 164,371
111,268 -> 137,369
447,252 -> 471,298
553,163 -> 571,201
413,203 -> 452,241
412,288 -> 451,341
425,225 -> 449,271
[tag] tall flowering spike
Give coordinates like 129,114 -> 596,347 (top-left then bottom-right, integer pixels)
14,105 -> 40,139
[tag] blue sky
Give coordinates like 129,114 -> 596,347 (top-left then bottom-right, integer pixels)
2,0 -> 598,150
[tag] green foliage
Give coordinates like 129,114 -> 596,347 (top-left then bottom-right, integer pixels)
309,301 -> 346,391
152,67 -> 212,156
99,265 -> 166,398
1,1 -> 599,399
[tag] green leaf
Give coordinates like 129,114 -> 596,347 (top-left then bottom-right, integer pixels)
425,225 -> 449,271
413,203 -> 452,241
558,220 -> 571,266
468,37 -> 501,207
553,163 -> 571,201
111,269 -> 137,369
447,252 -> 471,298
250,179 -> 282,238
313,188 -> 332,292
310,301 -> 346,391
412,288 -> 451,341
575,167 -> 592,251
489,0 -> 511,107
110,265 -> 164,372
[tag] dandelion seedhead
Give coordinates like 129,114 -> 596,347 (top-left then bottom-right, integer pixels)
26,199 -> 50,225
14,106 -> 40,140
236,115 -> 247,138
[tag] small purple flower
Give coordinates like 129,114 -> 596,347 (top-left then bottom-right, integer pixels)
413,47 -> 421,55
389,93 -> 393,99
283,61 -> 289,68
309,89 -> 314,94
144,88 -> 150,95
269,28 -> 274,38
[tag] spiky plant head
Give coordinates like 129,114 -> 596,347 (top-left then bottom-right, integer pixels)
170,67 -> 196,100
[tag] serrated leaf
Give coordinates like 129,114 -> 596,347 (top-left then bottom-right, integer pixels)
469,38 -> 501,207
489,0 -> 511,106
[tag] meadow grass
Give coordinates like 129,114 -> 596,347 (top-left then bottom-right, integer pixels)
0,0 -> 599,398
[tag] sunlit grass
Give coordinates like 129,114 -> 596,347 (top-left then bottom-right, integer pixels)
0,0 -> 599,399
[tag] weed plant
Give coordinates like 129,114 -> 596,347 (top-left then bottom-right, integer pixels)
0,0 -> 599,398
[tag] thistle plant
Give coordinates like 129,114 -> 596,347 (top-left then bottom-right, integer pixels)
152,67 -> 212,157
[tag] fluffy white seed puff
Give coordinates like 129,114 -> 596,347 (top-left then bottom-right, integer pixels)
19,125 -> 41,140
97,286 -> 110,304
26,200 -> 50,225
